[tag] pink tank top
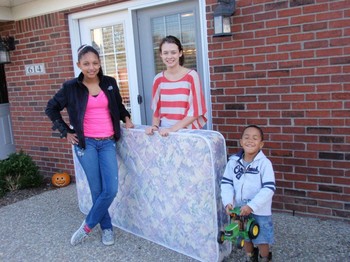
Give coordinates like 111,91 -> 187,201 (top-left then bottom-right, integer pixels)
83,91 -> 114,138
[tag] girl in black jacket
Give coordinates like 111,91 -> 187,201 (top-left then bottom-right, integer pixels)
45,45 -> 134,246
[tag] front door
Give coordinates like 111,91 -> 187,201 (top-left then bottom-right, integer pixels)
135,0 -> 203,125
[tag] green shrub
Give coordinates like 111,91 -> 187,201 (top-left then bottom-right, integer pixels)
0,150 -> 43,196
0,178 -> 6,197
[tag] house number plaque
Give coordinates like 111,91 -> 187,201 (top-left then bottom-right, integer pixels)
25,63 -> 46,75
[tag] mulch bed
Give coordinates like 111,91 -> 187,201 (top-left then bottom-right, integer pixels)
0,178 -> 58,208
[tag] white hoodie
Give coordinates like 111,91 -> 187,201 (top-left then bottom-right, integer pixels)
221,150 -> 276,216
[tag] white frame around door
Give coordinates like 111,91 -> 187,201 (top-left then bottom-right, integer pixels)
68,0 -> 211,128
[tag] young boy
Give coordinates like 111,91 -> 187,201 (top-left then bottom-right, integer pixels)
221,125 -> 276,262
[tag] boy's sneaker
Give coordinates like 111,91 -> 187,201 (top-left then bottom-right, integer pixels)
102,228 -> 115,246
246,247 -> 259,262
260,252 -> 272,262
70,221 -> 89,246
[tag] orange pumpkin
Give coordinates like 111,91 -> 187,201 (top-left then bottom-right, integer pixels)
52,172 -> 71,187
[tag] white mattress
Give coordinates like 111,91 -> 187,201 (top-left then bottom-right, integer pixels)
73,126 -> 230,261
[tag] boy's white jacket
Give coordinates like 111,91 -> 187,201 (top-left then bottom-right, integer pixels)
221,150 -> 276,216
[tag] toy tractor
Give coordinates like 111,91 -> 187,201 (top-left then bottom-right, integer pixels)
217,207 -> 260,249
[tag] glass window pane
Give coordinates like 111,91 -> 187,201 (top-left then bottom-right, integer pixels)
181,13 -> 195,44
90,23 -> 131,113
151,11 -> 197,73
165,14 -> 180,37
102,27 -> 114,54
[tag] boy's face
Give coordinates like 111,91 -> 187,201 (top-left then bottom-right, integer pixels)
240,127 -> 264,156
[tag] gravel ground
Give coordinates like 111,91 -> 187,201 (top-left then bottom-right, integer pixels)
0,184 -> 349,262
223,212 -> 350,262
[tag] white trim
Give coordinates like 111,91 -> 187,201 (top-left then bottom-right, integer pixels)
68,0 -> 180,20
0,7 -> 13,21
198,0 -> 212,130
68,18 -> 81,75
9,0 -> 100,21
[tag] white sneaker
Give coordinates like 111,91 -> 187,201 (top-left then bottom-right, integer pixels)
102,228 -> 114,246
70,221 -> 89,246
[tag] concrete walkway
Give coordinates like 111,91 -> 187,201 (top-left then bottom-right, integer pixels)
0,184 -> 349,262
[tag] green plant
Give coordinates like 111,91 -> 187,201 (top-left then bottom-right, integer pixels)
0,150 -> 43,197
0,177 -> 6,197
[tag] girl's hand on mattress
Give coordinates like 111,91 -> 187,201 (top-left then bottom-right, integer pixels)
145,125 -> 158,135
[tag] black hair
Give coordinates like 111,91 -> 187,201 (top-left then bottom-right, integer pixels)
77,44 -> 103,78
159,35 -> 185,66
242,125 -> 264,141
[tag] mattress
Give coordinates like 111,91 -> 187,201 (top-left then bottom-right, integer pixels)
73,126 -> 230,261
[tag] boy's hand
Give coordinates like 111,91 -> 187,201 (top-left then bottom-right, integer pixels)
225,204 -> 233,215
240,205 -> 253,216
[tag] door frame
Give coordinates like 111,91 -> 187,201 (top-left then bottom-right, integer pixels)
68,0 -> 212,128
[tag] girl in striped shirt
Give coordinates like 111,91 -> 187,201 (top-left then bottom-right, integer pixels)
145,35 -> 207,137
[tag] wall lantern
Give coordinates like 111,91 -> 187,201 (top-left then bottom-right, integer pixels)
0,36 -> 16,64
213,0 -> 236,37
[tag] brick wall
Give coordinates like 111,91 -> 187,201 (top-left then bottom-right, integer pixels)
206,0 -> 350,220
0,13 -> 76,179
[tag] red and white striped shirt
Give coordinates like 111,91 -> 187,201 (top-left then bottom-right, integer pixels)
151,70 -> 207,129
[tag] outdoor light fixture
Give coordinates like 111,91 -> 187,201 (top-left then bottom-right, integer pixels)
213,0 -> 236,37
0,36 -> 15,64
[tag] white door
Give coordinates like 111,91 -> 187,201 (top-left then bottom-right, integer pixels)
135,0 -> 203,125
79,11 -> 139,121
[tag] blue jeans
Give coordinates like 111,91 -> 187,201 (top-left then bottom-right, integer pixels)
245,214 -> 274,245
74,138 -> 118,230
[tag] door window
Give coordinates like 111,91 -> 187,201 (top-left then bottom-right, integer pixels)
90,24 -> 130,112
151,12 -> 197,73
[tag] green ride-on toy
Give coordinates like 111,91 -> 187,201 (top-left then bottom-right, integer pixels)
217,207 -> 260,249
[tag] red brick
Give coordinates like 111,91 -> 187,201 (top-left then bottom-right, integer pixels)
295,182 -> 318,190
285,203 -> 307,213
307,206 -> 332,216
284,172 -> 307,182
319,168 -> 344,177
308,191 -> 333,200
290,32 -> 315,42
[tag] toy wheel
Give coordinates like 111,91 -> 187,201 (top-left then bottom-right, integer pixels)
217,231 -> 225,244
235,236 -> 244,249
248,221 -> 260,239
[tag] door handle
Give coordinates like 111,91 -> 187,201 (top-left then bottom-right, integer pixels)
137,95 -> 143,104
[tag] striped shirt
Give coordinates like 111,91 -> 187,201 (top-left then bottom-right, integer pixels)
151,70 -> 207,129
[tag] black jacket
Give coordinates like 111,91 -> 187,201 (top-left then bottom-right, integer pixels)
45,72 -> 130,149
